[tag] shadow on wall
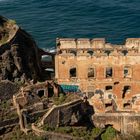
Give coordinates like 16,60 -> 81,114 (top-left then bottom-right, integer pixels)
78,99 -> 95,128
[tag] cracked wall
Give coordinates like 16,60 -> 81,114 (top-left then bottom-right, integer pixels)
55,38 -> 140,112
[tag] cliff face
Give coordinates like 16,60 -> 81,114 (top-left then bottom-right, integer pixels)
0,16 -> 42,82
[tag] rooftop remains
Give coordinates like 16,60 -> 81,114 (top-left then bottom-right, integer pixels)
125,38 -> 140,49
91,38 -> 105,49
77,38 -> 91,49
57,38 -> 76,50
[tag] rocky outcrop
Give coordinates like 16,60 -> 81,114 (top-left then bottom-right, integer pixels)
0,16 -> 42,82
0,80 -> 19,100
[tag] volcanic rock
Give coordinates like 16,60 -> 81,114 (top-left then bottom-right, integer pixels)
0,16 -> 42,82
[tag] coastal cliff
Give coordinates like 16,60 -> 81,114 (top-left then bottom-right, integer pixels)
0,16 -> 42,82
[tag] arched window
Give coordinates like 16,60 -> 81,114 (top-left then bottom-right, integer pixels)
70,67 -> 76,78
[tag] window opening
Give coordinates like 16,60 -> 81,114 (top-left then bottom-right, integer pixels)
106,67 -> 112,78
105,50 -> 111,56
122,50 -> 128,56
88,68 -> 95,78
106,86 -> 113,91
37,89 -> 45,98
122,86 -> 131,98
87,50 -> 94,56
70,67 -> 76,78
123,103 -> 131,109
124,66 -> 131,78
70,50 -> 76,56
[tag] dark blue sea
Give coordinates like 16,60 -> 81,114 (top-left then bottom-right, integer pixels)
0,0 -> 140,50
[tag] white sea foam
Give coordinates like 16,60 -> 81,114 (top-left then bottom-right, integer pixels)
42,47 -> 56,53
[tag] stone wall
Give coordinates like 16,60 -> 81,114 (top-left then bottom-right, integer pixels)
93,113 -> 140,134
55,37 -> 140,112
0,118 -> 19,129
39,99 -> 82,127
0,80 -> 19,100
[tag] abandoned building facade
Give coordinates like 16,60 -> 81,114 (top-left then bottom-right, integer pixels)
55,38 -> 140,112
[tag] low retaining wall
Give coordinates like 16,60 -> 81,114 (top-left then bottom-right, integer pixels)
0,117 -> 19,129
93,113 -> 140,134
40,99 -> 82,127
28,109 -> 48,123
32,123 -> 83,140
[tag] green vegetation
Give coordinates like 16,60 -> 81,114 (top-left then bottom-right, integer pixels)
0,100 -> 10,109
0,100 -> 18,120
91,127 -> 103,139
8,19 -> 16,25
0,126 -> 45,140
0,33 -> 9,44
53,93 -> 80,105
43,125 -> 118,140
101,126 -> 117,140
53,93 -> 66,105
0,19 -> 16,45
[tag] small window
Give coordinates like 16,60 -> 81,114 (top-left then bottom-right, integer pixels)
105,86 -> 113,91
106,67 -> 113,78
123,103 -> 131,109
70,50 -> 76,56
87,50 -> 94,56
105,102 -> 113,112
104,50 -> 111,56
108,94 -> 112,99
105,103 -> 112,108
37,89 -> 45,98
88,68 -> 95,78
122,50 -> 128,56
70,67 -> 76,78
124,66 -> 132,78
122,86 -> 131,98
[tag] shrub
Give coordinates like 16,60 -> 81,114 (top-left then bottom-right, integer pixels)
101,126 -> 117,140
91,127 -> 102,138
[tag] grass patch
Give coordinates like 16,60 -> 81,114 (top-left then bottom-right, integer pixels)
42,125 -> 119,140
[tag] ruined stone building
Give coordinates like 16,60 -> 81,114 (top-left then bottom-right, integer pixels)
55,38 -> 140,112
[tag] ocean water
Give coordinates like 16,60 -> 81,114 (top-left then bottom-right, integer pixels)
0,0 -> 140,50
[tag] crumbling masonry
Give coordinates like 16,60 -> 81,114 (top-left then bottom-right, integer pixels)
55,38 -> 140,113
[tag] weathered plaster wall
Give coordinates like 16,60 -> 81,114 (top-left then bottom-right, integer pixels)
55,38 -> 140,112
93,113 -> 140,134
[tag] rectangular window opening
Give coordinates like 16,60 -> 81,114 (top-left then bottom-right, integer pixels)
70,67 -> 76,78
123,103 -> 131,109
105,86 -> 113,91
88,68 -> 95,78
106,67 -> 113,78
122,86 -> 131,98
124,66 -> 131,78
